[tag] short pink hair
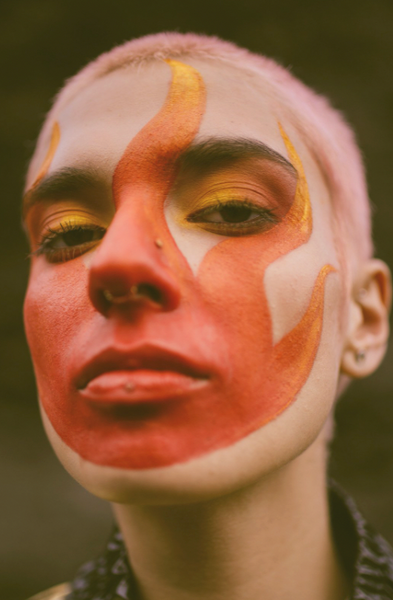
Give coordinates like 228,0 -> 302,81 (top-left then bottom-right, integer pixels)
30,32 -> 373,271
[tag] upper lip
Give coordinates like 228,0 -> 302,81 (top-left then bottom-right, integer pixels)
75,343 -> 211,390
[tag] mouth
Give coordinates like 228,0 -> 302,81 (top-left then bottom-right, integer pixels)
76,343 -> 210,406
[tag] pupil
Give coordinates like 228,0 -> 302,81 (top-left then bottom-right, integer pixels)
63,229 -> 96,246
219,205 -> 252,223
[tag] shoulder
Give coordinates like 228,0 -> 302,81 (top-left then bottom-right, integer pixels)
27,583 -> 71,600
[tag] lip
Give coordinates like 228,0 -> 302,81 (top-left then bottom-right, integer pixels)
75,343 -> 211,405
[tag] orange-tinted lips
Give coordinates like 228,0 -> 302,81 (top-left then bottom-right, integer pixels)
76,344 -> 211,406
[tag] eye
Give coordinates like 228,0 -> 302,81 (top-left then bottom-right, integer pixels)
186,200 -> 278,236
34,222 -> 106,263
203,204 -> 254,223
50,226 -> 104,249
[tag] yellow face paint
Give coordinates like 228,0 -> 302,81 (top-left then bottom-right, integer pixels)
278,122 -> 312,236
30,121 -> 60,190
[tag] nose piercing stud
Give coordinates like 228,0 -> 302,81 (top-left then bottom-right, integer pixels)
103,283 -> 162,305
103,285 -> 140,304
155,238 -> 163,248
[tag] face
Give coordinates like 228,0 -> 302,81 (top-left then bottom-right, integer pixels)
23,59 -> 344,501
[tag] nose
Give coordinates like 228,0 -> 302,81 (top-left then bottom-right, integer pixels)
88,203 -> 181,315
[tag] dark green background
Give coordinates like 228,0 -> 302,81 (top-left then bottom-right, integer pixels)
2,0 -> 393,598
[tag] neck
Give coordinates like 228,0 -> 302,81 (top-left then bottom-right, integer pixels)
113,436 -> 348,600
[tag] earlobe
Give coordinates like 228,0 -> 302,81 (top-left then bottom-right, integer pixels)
341,259 -> 391,378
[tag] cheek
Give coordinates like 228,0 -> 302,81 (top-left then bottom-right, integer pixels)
264,245 -> 337,344
197,238 -> 272,362
196,231 -> 339,428
164,204 -> 222,275
24,260 -> 91,387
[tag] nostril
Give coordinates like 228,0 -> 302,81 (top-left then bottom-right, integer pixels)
99,283 -> 164,308
136,283 -> 163,305
88,243 -> 181,314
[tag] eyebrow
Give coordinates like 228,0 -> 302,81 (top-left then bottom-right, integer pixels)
22,137 -> 296,222
22,166 -> 106,222
177,137 -> 297,177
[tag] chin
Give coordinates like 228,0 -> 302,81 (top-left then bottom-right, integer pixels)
39,383 -> 333,506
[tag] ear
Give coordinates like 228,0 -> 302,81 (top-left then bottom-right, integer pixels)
341,259 -> 391,378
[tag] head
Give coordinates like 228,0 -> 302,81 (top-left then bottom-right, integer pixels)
23,33 -> 390,504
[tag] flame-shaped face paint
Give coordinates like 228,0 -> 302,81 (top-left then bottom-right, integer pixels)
30,121 -> 60,189
25,60 -> 337,471
113,59 -> 206,198
191,125 -> 336,444
195,126 -> 335,428
108,59 -> 207,278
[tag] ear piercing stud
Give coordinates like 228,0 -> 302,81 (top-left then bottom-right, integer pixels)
357,288 -> 367,301
355,349 -> 366,363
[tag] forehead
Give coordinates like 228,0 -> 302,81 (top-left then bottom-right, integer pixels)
30,60 -> 301,182
27,59 -> 333,247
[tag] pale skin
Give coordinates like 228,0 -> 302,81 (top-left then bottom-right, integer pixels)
24,59 -> 391,600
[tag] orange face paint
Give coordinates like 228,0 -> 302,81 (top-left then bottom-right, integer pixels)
24,61 -> 335,470
113,59 -> 206,199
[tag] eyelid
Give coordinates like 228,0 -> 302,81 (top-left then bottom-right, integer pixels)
30,215 -> 106,258
41,211 -> 106,230
32,219 -> 106,264
35,213 -> 106,243
26,201 -> 111,245
188,184 -> 272,212
174,184 -> 276,229
187,198 -> 272,220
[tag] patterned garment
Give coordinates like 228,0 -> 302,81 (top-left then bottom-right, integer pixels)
32,482 -> 393,600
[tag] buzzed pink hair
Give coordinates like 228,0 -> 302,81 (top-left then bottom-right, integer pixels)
30,32 -> 373,271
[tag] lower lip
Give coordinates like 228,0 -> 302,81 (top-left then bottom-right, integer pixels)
79,370 -> 207,404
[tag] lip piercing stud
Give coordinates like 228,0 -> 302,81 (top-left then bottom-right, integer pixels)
155,238 -> 163,248
124,382 -> 135,392
355,349 -> 366,362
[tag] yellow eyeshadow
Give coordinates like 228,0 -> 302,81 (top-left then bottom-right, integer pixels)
174,185 -> 268,229
197,189 -> 252,208
38,214 -> 106,242
33,214 -> 107,262
47,215 -> 99,229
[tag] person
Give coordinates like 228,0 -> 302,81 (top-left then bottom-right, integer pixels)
23,32 -> 393,600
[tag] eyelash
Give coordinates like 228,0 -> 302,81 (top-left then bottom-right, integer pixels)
32,198 -> 277,264
33,221 -> 106,263
186,199 -> 278,236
